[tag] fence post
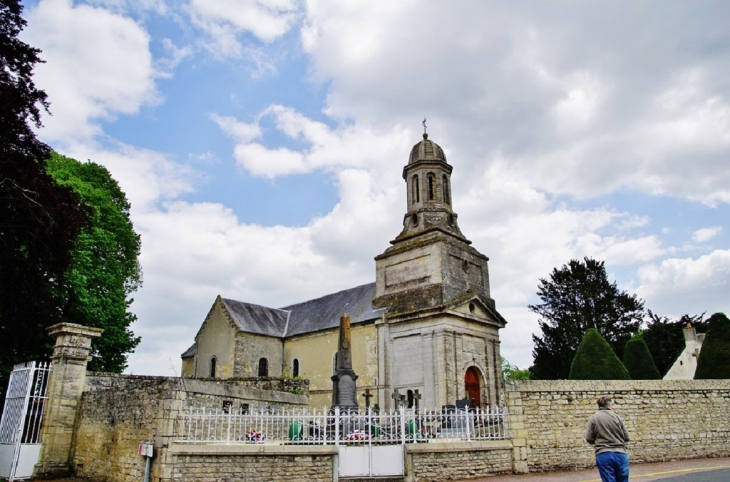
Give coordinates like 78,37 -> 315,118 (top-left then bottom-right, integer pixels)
226,406 -> 232,444
465,409 -> 471,441
399,407 -> 405,445
334,407 -> 340,447
33,323 -> 103,478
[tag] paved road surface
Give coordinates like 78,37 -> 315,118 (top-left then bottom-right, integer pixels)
32,457 -> 730,482
452,457 -> 730,482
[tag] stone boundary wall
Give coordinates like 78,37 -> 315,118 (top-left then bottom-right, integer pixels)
56,375 -> 730,482
160,441 -> 516,482
507,380 -> 730,473
406,441 -> 514,481
71,374 -> 307,482
163,444 -> 336,482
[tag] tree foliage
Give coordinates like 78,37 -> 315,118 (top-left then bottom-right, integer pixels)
641,311 -> 707,377
622,336 -> 661,380
569,328 -> 630,380
529,257 -> 644,380
46,153 -> 142,372
500,357 -> 530,381
0,0 -> 88,393
0,0 -> 49,158
694,312 -> 730,379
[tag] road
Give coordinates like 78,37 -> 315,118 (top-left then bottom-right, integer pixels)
452,457 -> 730,482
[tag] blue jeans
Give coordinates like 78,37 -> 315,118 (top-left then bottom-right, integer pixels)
595,451 -> 629,482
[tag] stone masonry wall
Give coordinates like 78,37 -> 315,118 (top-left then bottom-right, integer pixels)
72,376 -> 183,481
164,445 -> 335,482
407,441 -> 514,482
63,377 -> 730,482
71,374 -> 307,482
507,380 -> 730,473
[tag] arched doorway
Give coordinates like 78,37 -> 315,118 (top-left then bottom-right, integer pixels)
464,366 -> 481,407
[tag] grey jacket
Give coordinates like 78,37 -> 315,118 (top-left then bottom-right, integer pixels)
585,408 -> 630,455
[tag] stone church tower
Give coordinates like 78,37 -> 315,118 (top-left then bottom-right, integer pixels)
183,132 -> 507,411
373,133 -> 506,409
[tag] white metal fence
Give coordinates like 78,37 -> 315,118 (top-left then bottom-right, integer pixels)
0,361 -> 51,480
175,405 -> 508,445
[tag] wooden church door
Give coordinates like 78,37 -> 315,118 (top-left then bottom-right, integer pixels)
464,367 -> 481,407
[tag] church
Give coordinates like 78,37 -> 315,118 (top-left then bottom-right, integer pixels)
181,132 -> 508,410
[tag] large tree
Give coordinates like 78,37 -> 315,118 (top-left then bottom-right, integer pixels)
46,153 -> 142,372
0,0 -> 88,392
529,257 -> 644,380
641,311 -> 707,377
694,313 -> 730,379
569,328 -> 630,380
501,357 -> 530,382
622,336 -> 661,380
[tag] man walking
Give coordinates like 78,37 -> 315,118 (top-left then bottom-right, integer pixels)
585,396 -> 630,482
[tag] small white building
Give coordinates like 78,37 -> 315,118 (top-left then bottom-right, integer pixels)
663,323 -> 705,380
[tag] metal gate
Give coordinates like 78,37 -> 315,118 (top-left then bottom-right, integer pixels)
0,362 -> 51,480
338,444 -> 404,478
336,407 -> 405,478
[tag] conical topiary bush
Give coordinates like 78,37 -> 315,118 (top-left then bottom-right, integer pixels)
623,337 -> 661,380
569,328 -> 630,380
694,312 -> 730,379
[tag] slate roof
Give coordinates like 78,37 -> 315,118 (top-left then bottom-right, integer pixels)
215,282 -> 381,339
181,344 -> 196,358
219,298 -> 289,337
281,282 -> 382,337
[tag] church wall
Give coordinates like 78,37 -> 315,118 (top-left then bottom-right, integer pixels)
284,322 -> 379,409
385,314 -> 501,410
441,241 -> 490,302
233,332 -> 283,378
194,303 -> 237,378
181,357 -> 194,378
375,239 -> 444,305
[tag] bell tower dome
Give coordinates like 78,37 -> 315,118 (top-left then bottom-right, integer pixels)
397,133 -> 467,243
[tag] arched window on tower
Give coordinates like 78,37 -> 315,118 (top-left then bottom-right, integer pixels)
427,174 -> 435,200
258,358 -> 268,377
442,175 -> 450,205
209,357 -> 217,378
412,175 -> 420,204
292,358 -> 300,378
332,353 -> 338,374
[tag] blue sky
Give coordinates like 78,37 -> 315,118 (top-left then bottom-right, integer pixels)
20,0 -> 730,374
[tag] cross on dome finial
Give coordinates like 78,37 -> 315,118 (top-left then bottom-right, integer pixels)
422,117 -> 428,139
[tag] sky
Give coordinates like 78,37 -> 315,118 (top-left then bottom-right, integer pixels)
19,0 -> 730,375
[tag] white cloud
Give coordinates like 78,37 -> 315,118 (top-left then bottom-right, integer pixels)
636,250 -> 730,317
24,0 -> 159,143
692,226 -> 722,243
187,0 -> 298,57
299,1 -> 730,205
157,38 -> 193,75
59,139 -> 197,212
84,0 -> 169,16
617,216 -> 651,231
211,114 -> 262,143
214,105 -> 412,179
552,71 -> 605,133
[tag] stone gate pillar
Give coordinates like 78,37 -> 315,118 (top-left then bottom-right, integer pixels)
34,322 -> 103,478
